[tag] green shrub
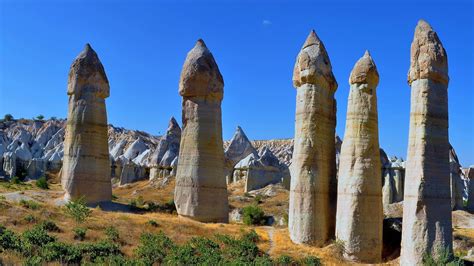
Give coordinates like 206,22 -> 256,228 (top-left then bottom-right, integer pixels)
105,226 -> 120,242
301,255 -> 322,266
73,227 -> 87,241
242,229 -> 259,243
64,198 -> 91,223
35,176 -> 49,189
215,232 -> 261,264
36,115 -> 44,120
40,242 -> 81,263
24,214 -> 38,223
79,241 -> 121,262
165,237 -> 222,265
20,199 -> 41,210
254,194 -> 263,204
147,219 -> 159,227
39,220 -> 60,232
130,196 -> 144,209
0,225 -> 22,251
23,226 -> 56,246
11,176 -> 22,184
277,254 -> 297,265
422,247 -> 462,266
242,204 -> 266,225
135,231 -> 175,264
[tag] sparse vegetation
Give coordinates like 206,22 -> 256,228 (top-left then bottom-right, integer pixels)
147,219 -> 159,227
39,220 -> 60,232
24,214 -> 37,223
105,226 -> 120,242
422,247 -> 462,266
242,204 -> 266,225
10,176 -> 22,184
332,239 -> 346,258
19,199 -> 41,210
73,227 -> 87,241
301,255 -> 322,266
64,198 -> 92,224
35,176 -> 49,189
277,254 -> 296,265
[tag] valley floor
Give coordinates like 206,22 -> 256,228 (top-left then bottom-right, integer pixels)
0,177 -> 472,265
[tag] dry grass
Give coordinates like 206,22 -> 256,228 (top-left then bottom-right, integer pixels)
1,177 -> 472,265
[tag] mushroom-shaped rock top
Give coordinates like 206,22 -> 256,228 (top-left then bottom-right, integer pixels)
349,50 -> 379,87
67,43 -> 110,98
179,39 -> 224,99
408,20 -> 448,85
293,30 -> 337,91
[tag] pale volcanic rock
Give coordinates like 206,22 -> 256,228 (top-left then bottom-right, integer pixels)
400,20 -> 452,265
149,117 -> 181,180
174,39 -> 229,223
61,44 -> 112,204
335,51 -> 382,263
288,30 -> 338,245
464,167 -> 474,212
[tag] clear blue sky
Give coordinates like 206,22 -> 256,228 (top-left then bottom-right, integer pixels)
1,0 -> 473,166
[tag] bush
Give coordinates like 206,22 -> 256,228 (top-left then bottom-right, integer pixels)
39,220 -> 60,232
79,241 -> 121,262
147,219 -> 159,227
11,176 -> 22,184
242,204 -> 266,225
20,199 -> 41,210
23,226 -> 56,246
135,231 -> 175,264
41,242 -> 81,263
35,176 -> 49,189
301,255 -> 322,266
130,196 -> 144,209
105,226 -> 120,242
24,214 -> 38,223
242,229 -> 259,243
165,237 -> 222,265
277,254 -> 296,265
73,227 -> 87,241
64,198 -> 91,224
422,247 -> 462,266
0,225 -> 22,251
216,232 -> 261,264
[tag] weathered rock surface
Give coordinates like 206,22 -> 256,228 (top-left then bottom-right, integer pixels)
335,51 -> 382,263
61,44 -> 112,203
288,30 -> 338,246
400,20 -> 453,265
464,167 -> 474,212
149,117 -> 181,180
224,126 -> 258,183
174,39 -> 229,223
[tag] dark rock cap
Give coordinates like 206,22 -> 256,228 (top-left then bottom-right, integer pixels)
67,43 -> 110,98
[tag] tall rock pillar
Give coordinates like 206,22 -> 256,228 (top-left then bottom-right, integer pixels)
174,40 -> 229,223
62,44 -> 112,204
335,51 -> 382,263
288,30 -> 338,245
400,20 -> 452,265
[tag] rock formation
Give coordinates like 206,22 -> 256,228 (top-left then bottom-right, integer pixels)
400,20 -> 452,265
61,44 -> 112,204
335,51 -> 382,263
224,126 -> 257,183
464,167 -> 474,212
288,30 -> 338,245
174,39 -> 229,223
149,117 -> 181,180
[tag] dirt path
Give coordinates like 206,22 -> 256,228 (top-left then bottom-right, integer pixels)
263,226 -> 276,255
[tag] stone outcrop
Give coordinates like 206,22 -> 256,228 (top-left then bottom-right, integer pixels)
174,39 -> 229,223
61,44 -> 112,204
232,147 -> 289,192
149,117 -> 181,180
382,157 -> 406,207
335,51 -> 382,263
288,30 -> 338,245
225,126 -> 257,183
449,145 -> 465,210
400,20 -> 452,265
464,167 -> 474,212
